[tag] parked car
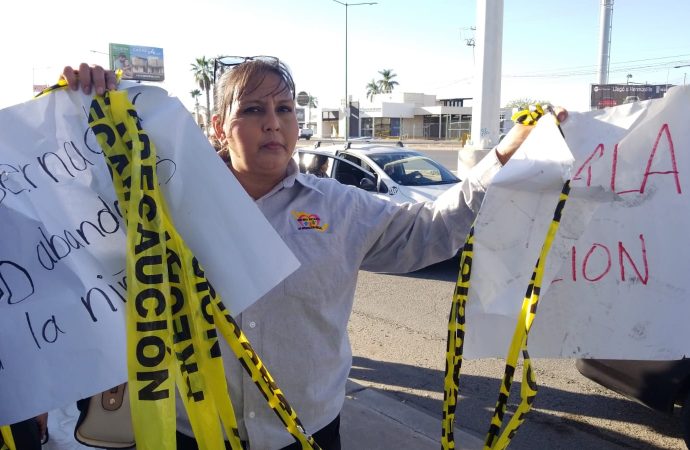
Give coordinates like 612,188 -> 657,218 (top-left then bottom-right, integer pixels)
576,358 -> 690,447
294,142 -> 461,203
298,127 -> 314,140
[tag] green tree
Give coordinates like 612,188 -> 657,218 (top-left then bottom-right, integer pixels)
366,79 -> 380,101
191,57 -> 213,130
504,98 -> 549,110
190,89 -> 202,126
377,69 -> 399,94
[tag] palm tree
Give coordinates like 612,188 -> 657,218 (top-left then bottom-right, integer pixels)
191,57 -> 213,130
377,69 -> 399,94
190,89 -> 202,126
366,79 -> 380,101
305,95 -> 318,130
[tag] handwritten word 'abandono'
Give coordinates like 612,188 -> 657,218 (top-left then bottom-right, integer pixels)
36,196 -> 121,271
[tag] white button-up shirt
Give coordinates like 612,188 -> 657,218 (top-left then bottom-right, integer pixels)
177,151 -> 501,449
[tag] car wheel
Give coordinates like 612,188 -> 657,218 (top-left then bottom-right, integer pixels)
306,136 -> 311,140
681,392 -> 690,449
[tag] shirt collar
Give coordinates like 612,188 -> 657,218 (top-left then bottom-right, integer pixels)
285,159 -> 326,195
259,159 -> 325,200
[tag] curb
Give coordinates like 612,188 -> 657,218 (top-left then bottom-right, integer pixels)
342,380 -> 484,450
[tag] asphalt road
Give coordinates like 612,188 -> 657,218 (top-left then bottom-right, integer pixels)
332,142 -> 687,449
348,259 -> 686,449
423,148 -> 461,172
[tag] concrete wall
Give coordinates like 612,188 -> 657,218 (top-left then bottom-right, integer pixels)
380,102 -> 415,118
373,92 -> 437,107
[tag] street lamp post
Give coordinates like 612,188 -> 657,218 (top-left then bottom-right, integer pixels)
90,49 -> 110,67
674,64 -> 690,85
332,0 -> 377,142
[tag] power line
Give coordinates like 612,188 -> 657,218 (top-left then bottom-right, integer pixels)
505,52 -> 690,79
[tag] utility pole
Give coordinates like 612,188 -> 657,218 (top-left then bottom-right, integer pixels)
597,0 -> 614,85
468,0 -> 504,151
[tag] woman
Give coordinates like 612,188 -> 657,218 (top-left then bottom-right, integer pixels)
62,59 -> 564,450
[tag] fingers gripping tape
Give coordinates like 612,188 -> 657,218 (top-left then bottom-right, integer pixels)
34,69 -> 123,99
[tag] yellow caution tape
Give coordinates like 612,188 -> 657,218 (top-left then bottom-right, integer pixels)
34,78 -> 68,98
86,90 -> 317,449
442,109 -> 568,450
511,103 -> 564,127
0,426 -> 15,450
483,181 -> 570,450
35,69 -> 123,99
511,104 -> 546,126
441,227 -> 474,449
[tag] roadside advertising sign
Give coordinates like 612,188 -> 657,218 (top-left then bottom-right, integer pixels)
590,83 -> 671,109
109,43 -> 165,82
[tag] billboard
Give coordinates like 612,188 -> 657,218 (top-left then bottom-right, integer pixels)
109,43 -> 165,82
590,83 -> 671,109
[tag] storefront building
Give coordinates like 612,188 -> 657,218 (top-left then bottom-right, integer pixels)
315,91 -> 512,144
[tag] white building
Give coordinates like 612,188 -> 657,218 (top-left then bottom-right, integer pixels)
315,92 -> 513,145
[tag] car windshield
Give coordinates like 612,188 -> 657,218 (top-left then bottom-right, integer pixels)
368,152 -> 460,186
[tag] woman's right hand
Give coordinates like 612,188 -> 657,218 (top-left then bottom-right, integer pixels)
495,107 -> 568,166
61,63 -> 118,95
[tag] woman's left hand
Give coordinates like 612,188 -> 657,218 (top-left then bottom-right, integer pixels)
495,107 -> 568,165
61,63 -> 118,95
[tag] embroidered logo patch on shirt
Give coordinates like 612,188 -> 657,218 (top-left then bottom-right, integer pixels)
291,210 -> 329,232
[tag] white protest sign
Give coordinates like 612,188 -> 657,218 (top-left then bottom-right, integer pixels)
467,114 -> 575,318
0,85 -> 300,425
465,85 -> 690,359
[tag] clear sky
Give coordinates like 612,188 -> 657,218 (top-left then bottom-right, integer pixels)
2,0 -> 690,113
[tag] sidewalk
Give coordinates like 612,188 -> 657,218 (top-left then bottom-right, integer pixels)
43,380 -> 483,449
341,379 -> 484,450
